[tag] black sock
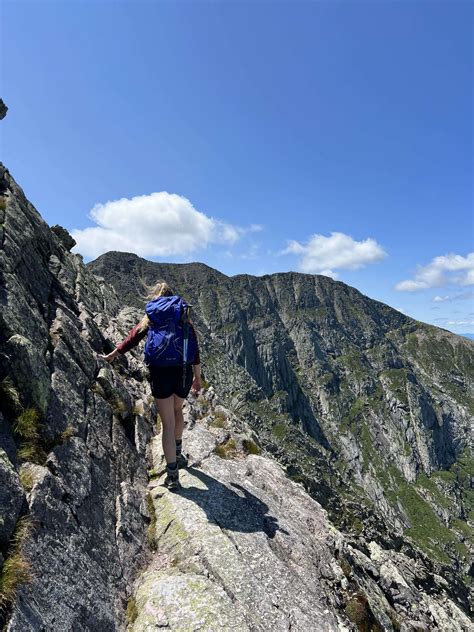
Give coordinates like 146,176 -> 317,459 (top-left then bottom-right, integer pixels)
167,461 -> 177,470
176,439 -> 183,456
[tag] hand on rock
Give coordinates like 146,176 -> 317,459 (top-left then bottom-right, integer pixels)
99,349 -> 119,363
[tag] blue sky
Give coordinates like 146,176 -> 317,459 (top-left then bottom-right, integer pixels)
2,1 -> 473,334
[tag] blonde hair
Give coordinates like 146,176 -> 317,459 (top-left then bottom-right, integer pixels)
138,280 -> 175,332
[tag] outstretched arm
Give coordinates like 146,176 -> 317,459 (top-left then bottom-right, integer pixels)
99,322 -> 148,363
100,348 -> 121,363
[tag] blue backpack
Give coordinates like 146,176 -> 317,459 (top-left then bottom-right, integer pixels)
143,296 -> 197,367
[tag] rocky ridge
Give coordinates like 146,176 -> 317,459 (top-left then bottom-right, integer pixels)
0,163 -> 472,630
128,387 -> 472,631
88,253 -> 474,606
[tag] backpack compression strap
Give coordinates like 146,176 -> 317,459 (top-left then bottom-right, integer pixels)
182,305 -> 191,389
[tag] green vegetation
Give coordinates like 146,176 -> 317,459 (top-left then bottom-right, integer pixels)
60,425 -> 75,442
272,423 -> 288,439
338,557 -> 352,578
338,350 -> 369,379
403,330 -> 474,414
416,474 -> 453,510
0,553 -> 31,610
380,466 -> 463,564
126,596 -> 138,625
242,439 -> 261,455
147,467 -> 161,479
402,487 -> 461,563
0,197 -> 6,211
19,468 -> 34,492
209,416 -> 226,429
380,368 -> 409,406
131,402 -> 145,416
349,415 -> 469,564
0,516 -> 34,611
344,592 -> 383,632
110,397 -> 128,416
13,408 -> 46,465
145,493 -> 157,551
209,409 -> 227,428
213,437 -> 237,459
17,443 -> 46,464
341,397 -> 365,431
13,408 -> 41,441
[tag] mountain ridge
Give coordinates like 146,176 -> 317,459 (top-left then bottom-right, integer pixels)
88,249 -> 473,599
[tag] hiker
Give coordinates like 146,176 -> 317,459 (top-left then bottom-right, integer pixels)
100,281 -> 202,489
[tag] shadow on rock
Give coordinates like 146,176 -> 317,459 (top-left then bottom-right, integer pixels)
177,466 -> 289,539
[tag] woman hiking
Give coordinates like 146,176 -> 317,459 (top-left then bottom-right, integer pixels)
100,281 -> 202,490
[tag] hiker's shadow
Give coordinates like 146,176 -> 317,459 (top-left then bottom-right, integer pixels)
178,466 -> 289,539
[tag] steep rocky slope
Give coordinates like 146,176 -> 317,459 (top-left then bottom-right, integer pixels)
88,253 -> 473,610
0,164 -> 157,630
0,162 -> 472,631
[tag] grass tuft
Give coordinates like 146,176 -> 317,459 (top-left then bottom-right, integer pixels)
126,595 -> 138,625
13,408 -> 47,465
338,557 -> 352,578
13,408 -> 41,441
17,443 -> 46,465
209,416 -> 226,429
242,439 -> 261,455
0,516 -> 34,611
60,425 -> 75,442
0,553 -> 31,610
110,397 -> 128,417
19,468 -> 34,492
214,437 -> 237,459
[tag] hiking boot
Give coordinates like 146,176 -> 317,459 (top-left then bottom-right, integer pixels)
164,465 -> 180,490
176,452 -> 189,469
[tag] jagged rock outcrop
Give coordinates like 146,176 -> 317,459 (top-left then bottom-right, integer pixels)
0,99 -> 7,120
0,165 -> 156,630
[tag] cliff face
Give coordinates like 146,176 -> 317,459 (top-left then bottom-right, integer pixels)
0,164 -> 472,632
0,165 -> 156,630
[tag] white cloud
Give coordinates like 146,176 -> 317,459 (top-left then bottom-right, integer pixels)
281,231 -> 387,278
432,291 -> 474,303
396,253 -> 474,292
446,319 -> 474,326
71,192 -> 255,259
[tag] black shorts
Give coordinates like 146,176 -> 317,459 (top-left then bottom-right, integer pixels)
147,364 -> 193,399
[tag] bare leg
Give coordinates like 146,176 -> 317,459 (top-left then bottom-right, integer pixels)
173,395 -> 185,441
155,396 -> 176,464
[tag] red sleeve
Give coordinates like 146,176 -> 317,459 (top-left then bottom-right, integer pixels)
116,323 -> 148,354
190,323 -> 201,365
